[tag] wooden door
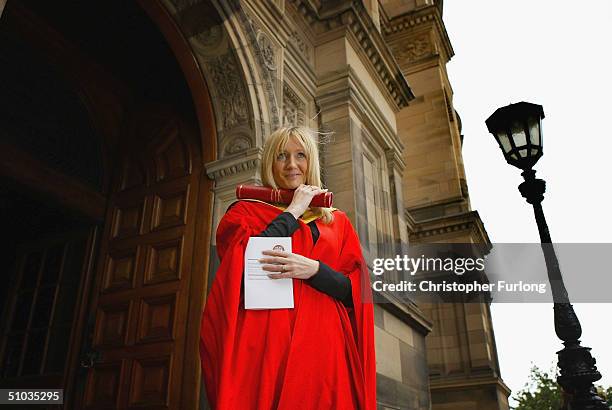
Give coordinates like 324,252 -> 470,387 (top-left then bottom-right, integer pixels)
82,106 -> 203,409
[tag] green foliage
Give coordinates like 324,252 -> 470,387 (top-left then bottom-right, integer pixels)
596,386 -> 612,406
513,365 -> 563,410
512,365 -> 612,410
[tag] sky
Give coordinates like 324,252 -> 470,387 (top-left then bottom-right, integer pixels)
443,0 -> 612,404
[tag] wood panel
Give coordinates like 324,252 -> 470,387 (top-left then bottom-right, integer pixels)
82,107 -> 203,409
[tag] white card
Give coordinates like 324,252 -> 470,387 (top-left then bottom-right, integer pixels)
244,237 -> 294,309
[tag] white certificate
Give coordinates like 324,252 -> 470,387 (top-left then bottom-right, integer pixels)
244,237 -> 294,310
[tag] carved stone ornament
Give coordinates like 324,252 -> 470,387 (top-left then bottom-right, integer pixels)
283,83 -> 305,126
224,135 -> 252,156
395,36 -> 431,63
206,55 -> 248,129
256,30 -> 277,71
195,24 -> 223,49
289,30 -> 310,60
205,147 -> 263,181
460,178 -> 469,198
238,9 -> 280,129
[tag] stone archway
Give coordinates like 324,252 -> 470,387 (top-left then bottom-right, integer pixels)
144,0 -> 280,159
0,0 -> 228,407
91,1 -> 282,406
62,2 -> 223,408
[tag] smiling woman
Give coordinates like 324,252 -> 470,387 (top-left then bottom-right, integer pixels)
272,136 -> 307,189
262,127 -> 317,189
261,127 -> 333,223
200,126 -> 377,409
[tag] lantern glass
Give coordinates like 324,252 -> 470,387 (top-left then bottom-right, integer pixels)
511,120 -> 527,147
528,116 -> 541,146
497,132 -> 512,154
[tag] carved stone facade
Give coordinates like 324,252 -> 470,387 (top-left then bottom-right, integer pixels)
282,82 -> 305,126
207,56 -> 249,130
395,34 -> 432,63
178,1 -> 510,409
383,1 -> 510,409
105,0 -> 511,409
256,30 -> 278,71
0,0 -> 511,407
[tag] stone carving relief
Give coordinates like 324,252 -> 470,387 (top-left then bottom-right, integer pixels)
165,0 -> 282,160
395,35 -> 432,63
282,83 -> 305,126
239,9 -> 280,129
289,29 -> 311,62
256,30 -> 277,71
206,55 -> 248,130
192,24 -> 226,57
223,135 -> 252,156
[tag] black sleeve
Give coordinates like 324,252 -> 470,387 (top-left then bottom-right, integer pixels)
258,212 -> 300,237
260,214 -> 352,307
306,261 -> 353,308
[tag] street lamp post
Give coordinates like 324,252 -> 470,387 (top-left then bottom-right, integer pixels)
485,102 -> 608,410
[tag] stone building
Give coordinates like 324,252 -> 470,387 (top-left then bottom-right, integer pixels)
0,0 -> 509,408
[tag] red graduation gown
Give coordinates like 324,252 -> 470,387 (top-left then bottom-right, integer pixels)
200,200 -> 376,409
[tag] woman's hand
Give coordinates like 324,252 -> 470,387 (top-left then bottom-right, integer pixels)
260,249 -> 319,280
285,184 -> 328,219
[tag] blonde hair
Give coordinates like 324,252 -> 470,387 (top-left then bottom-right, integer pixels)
261,126 -> 333,224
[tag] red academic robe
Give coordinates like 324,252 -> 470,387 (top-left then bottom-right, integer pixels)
200,200 -> 376,410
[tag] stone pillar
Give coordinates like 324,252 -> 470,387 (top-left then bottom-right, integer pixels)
408,212 -> 510,410
204,147 -> 262,289
383,3 -> 510,409
313,6 -> 432,406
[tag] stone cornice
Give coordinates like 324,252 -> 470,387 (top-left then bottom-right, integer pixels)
385,148 -> 406,172
204,146 -> 262,181
287,0 -> 415,109
408,210 -> 492,247
429,375 -> 511,397
376,291 -> 433,336
316,66 -> 403,155
383,4 -> 454,64
405,207 -> 417,234
286,0 -> 319,27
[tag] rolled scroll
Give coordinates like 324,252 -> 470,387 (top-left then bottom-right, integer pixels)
236,185 -> 333,208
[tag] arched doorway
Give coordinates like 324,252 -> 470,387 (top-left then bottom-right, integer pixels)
0,1 -> 215,408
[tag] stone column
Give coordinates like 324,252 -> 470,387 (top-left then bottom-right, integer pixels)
312,5 -> 433,407
383,3 -> 510,409
204,147 -> 262,289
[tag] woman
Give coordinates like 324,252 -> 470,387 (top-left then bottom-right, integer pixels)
200,126 -> 376,409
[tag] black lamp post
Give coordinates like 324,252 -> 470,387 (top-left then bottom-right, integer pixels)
485,102 -> 607,410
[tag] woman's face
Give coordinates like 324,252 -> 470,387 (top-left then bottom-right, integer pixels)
272,136 -> 308,189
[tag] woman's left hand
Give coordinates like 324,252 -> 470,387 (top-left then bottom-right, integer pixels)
260,250 -> 319,280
